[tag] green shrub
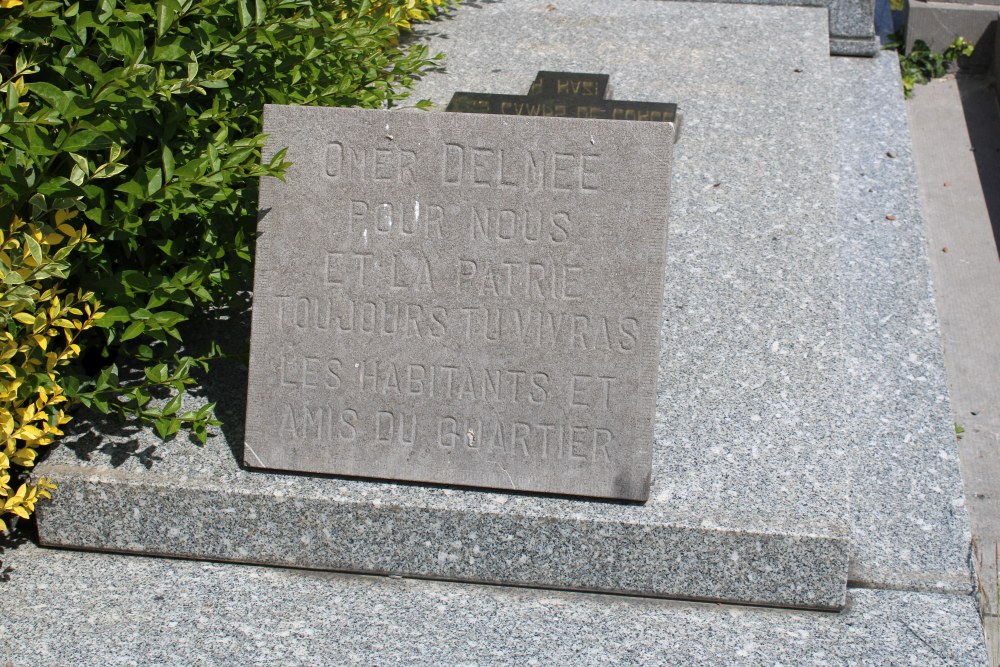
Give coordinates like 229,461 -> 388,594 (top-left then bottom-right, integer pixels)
0,214 -> 98,531
886,35 -> 974,98
0,0 -> 452,529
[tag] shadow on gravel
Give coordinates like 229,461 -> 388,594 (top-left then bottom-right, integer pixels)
190,303 -> 253,465
59,410 -> 161,468
956,73 -> 1000,257
56,299 -> 254,469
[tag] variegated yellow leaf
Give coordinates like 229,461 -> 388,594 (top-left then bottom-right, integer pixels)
54,209 -> 78,225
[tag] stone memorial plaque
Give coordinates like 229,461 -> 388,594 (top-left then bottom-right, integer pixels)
245,104 -> 675,501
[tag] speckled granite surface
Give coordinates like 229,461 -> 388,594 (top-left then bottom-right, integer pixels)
832,52 -> 974,594
35,0 -> 854,610
0,542 -> 988,666
647,0 -> 878,56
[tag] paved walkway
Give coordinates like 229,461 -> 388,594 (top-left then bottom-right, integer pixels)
907,72 -> 1000,664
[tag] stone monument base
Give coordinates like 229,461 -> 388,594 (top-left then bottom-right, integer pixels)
18,1 -> 985,662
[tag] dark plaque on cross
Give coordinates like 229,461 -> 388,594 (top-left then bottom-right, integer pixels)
446,71 -> 680,132
525,71 -> 610,98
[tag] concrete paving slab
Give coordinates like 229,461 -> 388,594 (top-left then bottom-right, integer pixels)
0,541 -> 988,666
906,71 -> 1000,663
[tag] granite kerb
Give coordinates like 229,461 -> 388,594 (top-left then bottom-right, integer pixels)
35,441 -> 851,610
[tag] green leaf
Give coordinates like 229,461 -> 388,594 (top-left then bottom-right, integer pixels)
156,0 -> 180,37
195,402 -> 217,420
29,82 -> 71,115
161,145 -> 175,182
92,395 -> 111,414
145,363 -> 169,383
150,310 -> 186,327
154,416 -> 181,439
93,306 -> 130,327
3,271 -> 25,286
146,168 -> 163,196
238,0 -> 252,28
24,236 -> 43,264
161,392 -> 183,416
29,193 -> 47,218
152,38 -> 188,62
121,271 -> 151,293
96,0 -> 115,23
61,130 -> 109,153
120,320 -> 146,341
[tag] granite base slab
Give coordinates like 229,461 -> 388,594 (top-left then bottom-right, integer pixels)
0,542 -> 988,666
831,52 -> 974,594
35,0 -> 852,610
36,379 -> 848,610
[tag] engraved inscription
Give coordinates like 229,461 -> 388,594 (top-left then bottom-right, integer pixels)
436,418 -> 613,463
446,93 -> 678,126
348,200 -> 445,238
528,71 -> 609,99
326,141 -> 417,184
441,143 -> 601,191
278,402 -> 359,442
355,361 -> 552,405
272,295 -> 639,352
456,259 -> 582,299
467,207 -> 574,243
